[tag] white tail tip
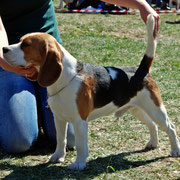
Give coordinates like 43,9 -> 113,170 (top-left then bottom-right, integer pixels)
145,14 -> 157,58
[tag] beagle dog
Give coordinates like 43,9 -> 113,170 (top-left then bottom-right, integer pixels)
3,15 -> 180,171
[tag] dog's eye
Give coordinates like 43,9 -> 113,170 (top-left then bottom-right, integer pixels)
21,41 -> 30,48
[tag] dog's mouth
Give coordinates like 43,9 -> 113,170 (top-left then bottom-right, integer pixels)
3,53 -> 19,66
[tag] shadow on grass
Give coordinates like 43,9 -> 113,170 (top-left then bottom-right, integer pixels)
0,145 -> 168,179
166,20 -> 180,24
0,133 -> 170,179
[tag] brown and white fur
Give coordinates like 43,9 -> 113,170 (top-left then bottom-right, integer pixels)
3,15 -> 180,171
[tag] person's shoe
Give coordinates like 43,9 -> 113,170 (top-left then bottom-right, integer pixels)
161,2 -> 171,10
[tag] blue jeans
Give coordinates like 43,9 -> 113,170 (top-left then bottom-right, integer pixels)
0,68 -> 75,153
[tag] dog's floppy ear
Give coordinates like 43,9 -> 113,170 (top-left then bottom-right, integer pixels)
37,49 -> 63,87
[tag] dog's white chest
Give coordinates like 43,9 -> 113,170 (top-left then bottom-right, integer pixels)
47,78 -> 82,122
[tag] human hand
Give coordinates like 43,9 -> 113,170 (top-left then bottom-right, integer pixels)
102,0 -> 160,38
153,15 -> 160,39
24,64 -> 38,80
0,56 -> 37,78
139,6 -> 160,38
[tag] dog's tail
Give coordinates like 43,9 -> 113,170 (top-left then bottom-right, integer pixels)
139,14 -> 157,72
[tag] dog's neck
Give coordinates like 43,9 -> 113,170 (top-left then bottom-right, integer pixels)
47,44 -> 78,96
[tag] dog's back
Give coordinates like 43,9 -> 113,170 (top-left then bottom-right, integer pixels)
77,14 -> 157,118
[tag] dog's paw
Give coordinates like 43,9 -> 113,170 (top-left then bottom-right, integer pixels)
50,153 -> 65,163
68,161 -> 86,171
171,148 -> 180,157
145,139 -> 158,150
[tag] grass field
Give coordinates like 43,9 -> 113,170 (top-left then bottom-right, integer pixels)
0,2 -> 180,179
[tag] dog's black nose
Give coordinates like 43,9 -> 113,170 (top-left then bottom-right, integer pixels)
3,47 -> 10,54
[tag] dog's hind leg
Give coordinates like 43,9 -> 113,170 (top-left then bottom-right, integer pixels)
50,118 -> 67,163
136,89 -> 180,157
68,119 -> 88,171
130,107 -> 159,150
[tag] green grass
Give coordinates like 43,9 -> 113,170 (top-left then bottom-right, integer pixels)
0,5 -> 180,180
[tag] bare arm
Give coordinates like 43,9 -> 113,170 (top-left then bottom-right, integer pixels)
102,0 -> 160,38
0,16 -> 36,77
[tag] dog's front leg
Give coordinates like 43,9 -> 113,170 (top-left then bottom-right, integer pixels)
68,120 -> 88,171
50,118 -> 67,163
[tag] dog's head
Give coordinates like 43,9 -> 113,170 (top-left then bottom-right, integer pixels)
3,33 -> 64,87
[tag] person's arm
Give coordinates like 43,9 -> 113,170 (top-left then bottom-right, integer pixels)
0,16 -> 36,77
102,0 -> 160,38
